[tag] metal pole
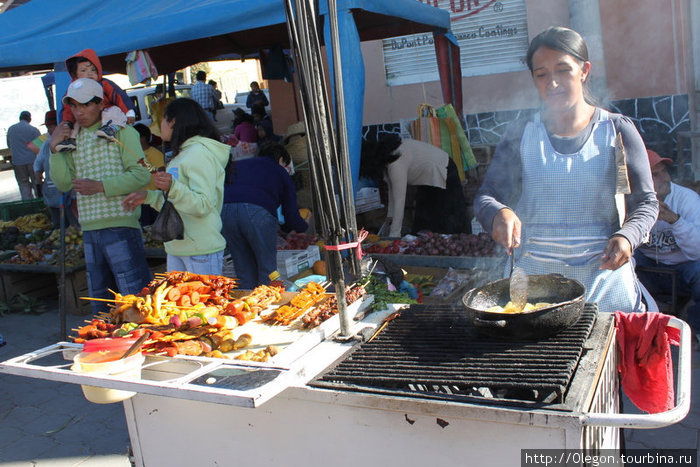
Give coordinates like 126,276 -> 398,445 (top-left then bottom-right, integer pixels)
327,0 -> 356,335
327,0 -> 360,279
58,195 -> 67,340
283,0 -> 362,338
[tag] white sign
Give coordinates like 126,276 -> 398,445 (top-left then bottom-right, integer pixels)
382,0 -> 529,86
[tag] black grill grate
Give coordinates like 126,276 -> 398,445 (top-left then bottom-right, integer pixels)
311,303 -> 598,407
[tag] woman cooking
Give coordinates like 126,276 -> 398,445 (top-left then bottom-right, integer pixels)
474,26 -> 658,313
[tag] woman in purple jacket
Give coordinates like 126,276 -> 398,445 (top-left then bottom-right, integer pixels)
221,141 -> 307,289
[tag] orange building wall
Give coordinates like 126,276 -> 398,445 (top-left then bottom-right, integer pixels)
270,0 -> 689,129
599,0 -> 687,98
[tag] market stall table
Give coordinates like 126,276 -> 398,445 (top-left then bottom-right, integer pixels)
0,300 -> 691,466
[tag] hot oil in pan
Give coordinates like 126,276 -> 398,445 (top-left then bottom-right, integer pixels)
190,368 -> 282,390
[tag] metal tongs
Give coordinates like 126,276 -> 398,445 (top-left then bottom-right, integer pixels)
509,248 -> 528,312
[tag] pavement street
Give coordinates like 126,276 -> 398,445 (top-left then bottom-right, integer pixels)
0,311 -> 132,466
0,169 -> 22,204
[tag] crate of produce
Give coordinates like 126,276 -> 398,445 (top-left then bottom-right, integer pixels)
60,268 -> 92,315
0,268 -> 57,303
0,199 -> 46,221
276,245 -> 321,277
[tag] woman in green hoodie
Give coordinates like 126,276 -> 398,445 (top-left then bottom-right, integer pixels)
123,98 -> 230,275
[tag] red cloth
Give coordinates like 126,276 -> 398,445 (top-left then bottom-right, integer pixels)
614,311 -> 680,414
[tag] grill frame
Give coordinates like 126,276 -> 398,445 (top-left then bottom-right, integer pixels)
312,303 -> 611,411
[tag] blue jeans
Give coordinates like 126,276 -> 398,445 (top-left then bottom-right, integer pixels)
83,228 -> 152,314
221,203 -> 278,289
167,251 -> 224,275
635,252 -> 700,327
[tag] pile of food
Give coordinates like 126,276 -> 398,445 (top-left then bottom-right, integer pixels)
73,272 -> 367,361
362,232 -> 500,257
141,225 -> 164,249
0,216 -> 164,266
0,220 -> 85,266
0,213 -> 53,233
278,231 -> 319,250
486,301 -> 553,314
300,285 -> 367,329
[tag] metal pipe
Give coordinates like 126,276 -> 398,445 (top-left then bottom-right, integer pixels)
328,0 -> 360,280
58,196 -> 66,340
284,0 -> 362,337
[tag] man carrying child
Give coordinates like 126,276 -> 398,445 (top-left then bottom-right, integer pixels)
50,78 -> 152,313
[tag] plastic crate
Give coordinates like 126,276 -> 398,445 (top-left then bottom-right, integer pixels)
0,198 -> 45,221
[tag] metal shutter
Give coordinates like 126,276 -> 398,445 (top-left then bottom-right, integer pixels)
382,0 -> 529,86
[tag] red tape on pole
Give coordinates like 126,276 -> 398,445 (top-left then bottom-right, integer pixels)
323,229 -> 369,260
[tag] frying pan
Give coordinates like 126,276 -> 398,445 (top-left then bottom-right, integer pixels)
462,274 -> 586,339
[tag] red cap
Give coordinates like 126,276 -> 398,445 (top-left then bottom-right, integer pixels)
647,149 -> 673,167
42,110 -> 57,126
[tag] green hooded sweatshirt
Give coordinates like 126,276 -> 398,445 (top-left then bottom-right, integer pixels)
146,135 -> 230,257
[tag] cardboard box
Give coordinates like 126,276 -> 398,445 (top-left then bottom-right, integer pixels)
355,187 -> 383,214
276,245 -> 321,278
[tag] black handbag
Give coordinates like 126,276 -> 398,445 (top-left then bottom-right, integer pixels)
150,192 -> 184,243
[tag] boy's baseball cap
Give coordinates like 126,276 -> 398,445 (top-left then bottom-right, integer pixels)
647,149 -> 673,168
62,78 -> 102,105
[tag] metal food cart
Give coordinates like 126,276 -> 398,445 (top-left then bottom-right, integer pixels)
0,302 -> 692,466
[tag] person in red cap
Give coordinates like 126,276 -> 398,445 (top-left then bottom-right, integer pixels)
635,149 -> 700,328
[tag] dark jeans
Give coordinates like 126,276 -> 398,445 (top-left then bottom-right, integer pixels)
83,227 -> 152,314
413,158 -> 470,234
635,252 -> 700,327
221,203 -> 278,289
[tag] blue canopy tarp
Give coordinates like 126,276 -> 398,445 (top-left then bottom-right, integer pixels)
0,0 -> 456,190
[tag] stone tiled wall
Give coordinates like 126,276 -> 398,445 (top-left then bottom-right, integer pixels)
364,94 -> 690,168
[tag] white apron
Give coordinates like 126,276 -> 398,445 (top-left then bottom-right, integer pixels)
511,111 -> 641,313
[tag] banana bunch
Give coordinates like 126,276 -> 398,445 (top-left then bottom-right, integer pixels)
13,213 -> 52,232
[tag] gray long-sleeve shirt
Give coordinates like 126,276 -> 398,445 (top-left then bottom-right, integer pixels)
474,108 -> 658,249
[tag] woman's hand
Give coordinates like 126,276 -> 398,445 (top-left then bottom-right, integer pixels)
600,235 -> 632,270
153,172 -> 173,192
491,208 -> 521,254
122,191 -> 147,212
